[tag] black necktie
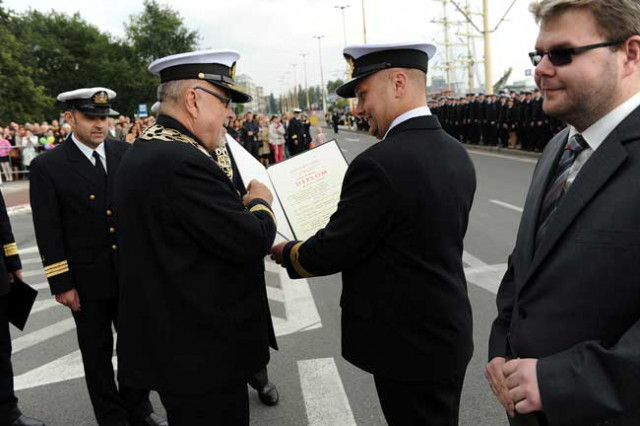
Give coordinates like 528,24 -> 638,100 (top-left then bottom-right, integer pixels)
93,151 -> 107,185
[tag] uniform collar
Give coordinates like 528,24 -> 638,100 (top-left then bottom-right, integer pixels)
569,90 -> 640,152
157,114 -> 204,148
71,132 -> 106,163
383,106 -> 431,140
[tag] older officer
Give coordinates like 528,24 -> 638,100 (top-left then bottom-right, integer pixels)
0,192 -> 43,426
114,51 -> 277,426
29,88 -> 165,426
271,42 -> 476,425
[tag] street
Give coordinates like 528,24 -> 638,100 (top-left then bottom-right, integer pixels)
6,128 -> 536,425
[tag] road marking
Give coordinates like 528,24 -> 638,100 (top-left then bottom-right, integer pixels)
463,251 -> 487,268
19,246 -> 40,255
344,138 -> 360,142
20,258 -> 43,266
468,150 -> 538,164
490,199 -> 524,213
12,318 -> 76,354
14,349 -> 117,391
8,204 -> 32,217
465,263 -> 508,295
29,282 -> 48,291
31,299 -> 61,314
298,358 -> 357,426
22,269 -> 44,278
265,260 -> 322,336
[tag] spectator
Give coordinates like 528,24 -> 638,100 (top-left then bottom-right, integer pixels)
268,115 -> 286,163
257,118 -> 271,167
0,131 -> 13,182
21,130 -> 38,171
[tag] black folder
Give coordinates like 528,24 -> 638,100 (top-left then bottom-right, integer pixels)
8,278 -> 38,331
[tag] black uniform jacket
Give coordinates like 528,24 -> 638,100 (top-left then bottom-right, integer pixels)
0,192 -> 21,297
114,115 -> 277,394
283,115 -> 476,382
489,105 -> 640,426
29,136 -> 127,299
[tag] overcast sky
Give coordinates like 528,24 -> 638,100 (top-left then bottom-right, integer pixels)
4,0 -> 540,95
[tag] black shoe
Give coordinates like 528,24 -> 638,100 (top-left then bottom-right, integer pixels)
131,413 -> 168,426
10,415 -> 45,426
256,381 -> 279,406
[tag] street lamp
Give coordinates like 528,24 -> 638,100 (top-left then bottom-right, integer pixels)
361,0 -> 367,43
290,63 -> 298,108
300,53 -> 310,110
335,5 -> 350,47
313,35 -> 328,115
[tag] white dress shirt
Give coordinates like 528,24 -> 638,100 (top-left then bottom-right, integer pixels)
566,90 -> 640,188
383,106 -> 432,140
71,133 -> 108,174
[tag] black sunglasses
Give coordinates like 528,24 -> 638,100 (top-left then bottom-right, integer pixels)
529,38 -> 627,66
193,86 -> 232,107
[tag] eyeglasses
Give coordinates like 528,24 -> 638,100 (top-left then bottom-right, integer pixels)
193,86 -> 232,108
528,38 -> 627,66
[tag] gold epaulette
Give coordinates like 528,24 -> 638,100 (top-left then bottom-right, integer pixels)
3,243 -> 18,257
249,204 -> 277,226
139,124 -> 212,159
214,145 -> 234,181
44,261 -> 69,278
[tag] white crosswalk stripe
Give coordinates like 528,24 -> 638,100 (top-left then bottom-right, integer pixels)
12,318 -> 76,354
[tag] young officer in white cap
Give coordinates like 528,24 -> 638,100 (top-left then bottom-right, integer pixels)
114,51 -> 277,426
29,88 -> 166,426
272,42 -> 476,425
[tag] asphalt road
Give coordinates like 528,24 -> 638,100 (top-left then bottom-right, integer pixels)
6,127 -> 537,425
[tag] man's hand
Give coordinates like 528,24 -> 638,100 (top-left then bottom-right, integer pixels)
486,357 -> 516,417
503,358 -> 542,415
270,242 -> 288,265
8,269 -> 22,284
55,289 -> 81,312
243,179 -> 273,206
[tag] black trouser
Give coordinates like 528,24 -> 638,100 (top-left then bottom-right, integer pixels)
159,380 -> 248,426
72,298 -> 151,426
247,367 -> 268,390
374,374 -> 464,426
509,412 -> 549,426
0,295 -> 20,424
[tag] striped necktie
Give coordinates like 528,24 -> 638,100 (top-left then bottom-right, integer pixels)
536,133 -> 588,246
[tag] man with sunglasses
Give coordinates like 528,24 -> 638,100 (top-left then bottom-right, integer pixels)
486,1 -> 640,425
114,51 -> 277,425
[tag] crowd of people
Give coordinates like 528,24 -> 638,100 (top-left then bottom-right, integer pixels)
430,88 -> 566,151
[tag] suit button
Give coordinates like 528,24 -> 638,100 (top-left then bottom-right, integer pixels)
109,227 -> 115,234
106,210 -> 112,216
112,244 -> 117,250
89,194 -> 96,200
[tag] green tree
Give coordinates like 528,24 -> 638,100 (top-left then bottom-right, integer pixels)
0,3 -> 52,123
125,0 -> 200,63
267,93 -> 278,114
326,79 -> 344,96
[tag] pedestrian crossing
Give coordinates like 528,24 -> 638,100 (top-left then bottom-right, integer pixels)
11,241 -> 506,425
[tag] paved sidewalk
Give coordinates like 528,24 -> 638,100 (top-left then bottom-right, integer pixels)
1,180 -> 31,212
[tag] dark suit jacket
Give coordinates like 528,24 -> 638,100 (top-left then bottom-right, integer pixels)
489,106 -> 640,426
30,136 -> 128,300
0,192 -> 21,297
283,115 -> 476,382
114,115 -> 277,394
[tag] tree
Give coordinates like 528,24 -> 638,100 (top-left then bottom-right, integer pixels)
125,0 -> 200,63
267,93 -> 278,114
326,79 -> 345,96
0,3 -> 52,123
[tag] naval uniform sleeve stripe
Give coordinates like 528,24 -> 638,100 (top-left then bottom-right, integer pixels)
290,242 -> 314,278
3,243 -> 18,257
44,265 -> 69,275
45,266 -> 69,278
44,261 -> 69,272
249,204 -> 277,226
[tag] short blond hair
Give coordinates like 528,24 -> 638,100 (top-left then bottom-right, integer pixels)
530,0 -> 640,40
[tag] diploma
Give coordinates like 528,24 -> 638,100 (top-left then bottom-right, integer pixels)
227,136 -> 348,241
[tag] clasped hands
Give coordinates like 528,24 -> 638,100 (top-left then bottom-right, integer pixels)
485,357 -> 542,418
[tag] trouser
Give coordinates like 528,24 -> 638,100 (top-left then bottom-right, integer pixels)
0,296 -> 20,424
159,380 -> 249,426
271,144 -> 284,163
509,412 -> 549,426
374,374 -> 464,426
72,298 -> 152,426
247,367 -> 269,390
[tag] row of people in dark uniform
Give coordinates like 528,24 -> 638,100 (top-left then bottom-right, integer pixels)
430,89 -> 566,152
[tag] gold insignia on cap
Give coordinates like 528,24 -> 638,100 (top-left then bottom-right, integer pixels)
346,56 -> 355,75
230,62 -> 237,80
93,91 -> 108,105
198,72 -> 205,79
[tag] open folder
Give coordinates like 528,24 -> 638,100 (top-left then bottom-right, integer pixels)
8,277 -> 38,331
226,135 -> 349,242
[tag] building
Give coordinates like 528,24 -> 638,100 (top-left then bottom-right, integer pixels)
236,74 -> 267,114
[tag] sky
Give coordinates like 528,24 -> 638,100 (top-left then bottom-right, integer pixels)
4,0 -> 540,96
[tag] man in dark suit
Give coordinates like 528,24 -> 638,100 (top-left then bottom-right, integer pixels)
115,51 -> 277,426
0,193 -> 43,426
286,108 -> 305,155
486,1 -> 640,425
271,42 -> 476,425
29,88 -> 164,426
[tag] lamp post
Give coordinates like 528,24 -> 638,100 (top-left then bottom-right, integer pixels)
361,0 -> 367,43
300,53 -> 310,110
290,63 -> 299,108
313,35 -> 328,115
335,5 -> 350,46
